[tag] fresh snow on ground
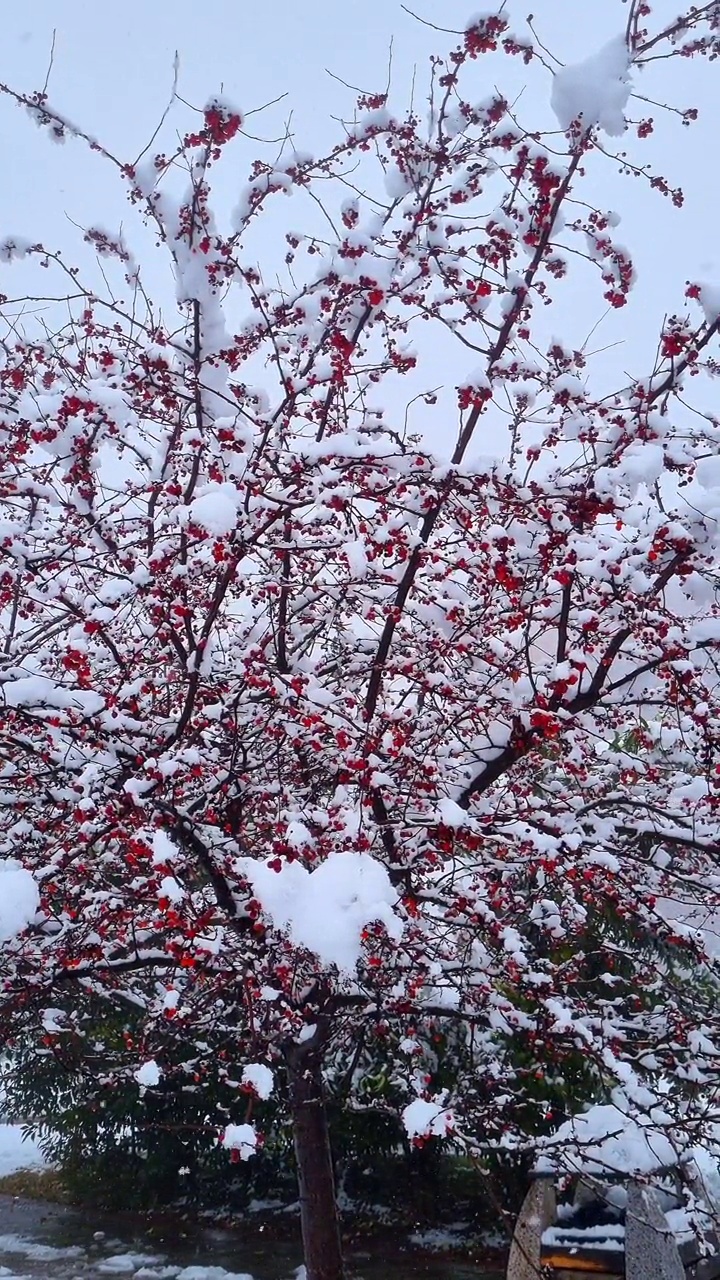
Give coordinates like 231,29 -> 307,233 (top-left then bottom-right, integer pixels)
0,1237 -> 256,1280
0,1233 -> 83,1260
408,1224 -> 471,1251
0,1125 -> 46,1176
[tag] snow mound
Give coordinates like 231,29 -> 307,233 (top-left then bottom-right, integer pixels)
551,35 -> 632,137
237,851 -> 403,973
536,1102 -> 679,1175
696,282 -> 720,327
176,1269 -> 253,1280
0,1234 -> 83,1261
402,1096 -> 454,1141
0,862 -> 38,943
188,485 -> 240,537
221,1123 -> 258,1160
134,1061 -> 162,1088
241,1064 -> 274,1100
97,1255 -> 161,1274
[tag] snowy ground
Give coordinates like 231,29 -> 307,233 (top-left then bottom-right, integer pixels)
0,1125 -> 46,1178
0,1233 -> 266,1280
0,1211 -> 486,1280
0,1123 -> 489,1278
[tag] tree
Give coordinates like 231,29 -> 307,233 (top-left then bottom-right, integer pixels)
2,4 -> 720,1278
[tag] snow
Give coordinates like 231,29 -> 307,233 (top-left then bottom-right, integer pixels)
241,1064 -> 274,1100
0,674 -> 104,717
544,1225 -> 625,1251
98,1256 -> 161,1274
98,1259 -> 257,1280
285,821 -> 314,852
402,1097 -> 454,1140
0,862 -> 38,943
0,1227 -> 260,1280
551,35 -> 632,137
41,1008 -> 67,1033
342,538 -> 369,580
134,1061 -> 162,1088
236,851 -> 403,973
221,1123 -> 258,1160
135,1269 -> 184,1279
152,831 -> 180,866
188,485 -> 241,537
158,876 -> 185,903
697,454 -> 720,493
408,1224 -> 471,1251
0,1235 -> 83,1261
436,798 -> 470,828
536,1100 -> 681,1175
175,1270 -> 253,1280
0,1125 -> 46,1175
697,282 -> 720,325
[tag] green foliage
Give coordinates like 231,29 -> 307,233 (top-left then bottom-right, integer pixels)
2,998 -> 293,1213
3,1003 -> 499,1220
11,923 -> 712,1225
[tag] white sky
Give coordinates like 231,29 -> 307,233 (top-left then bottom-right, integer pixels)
1,0 -> 718,425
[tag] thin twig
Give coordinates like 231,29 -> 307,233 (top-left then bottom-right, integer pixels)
132,51 -> 180,169
400,6 -> 463,35
42,29 -> 57,96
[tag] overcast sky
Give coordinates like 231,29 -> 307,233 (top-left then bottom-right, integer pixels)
1,0 -> 718,434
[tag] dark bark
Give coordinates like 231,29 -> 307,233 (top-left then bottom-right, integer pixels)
287,1050 -> 344,1280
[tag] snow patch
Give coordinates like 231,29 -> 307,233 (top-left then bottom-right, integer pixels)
536,1100 -> 681,1175
241,1064 -> 274,1100
97,1256 -> 161,1275
0,1235 -> 83,1261
0,862 -> 38,943
696,282 -> 720,326
402,1097 -> 454,1141
176,1269 -> 254,1280
134,1061 -> 162,1089
236,851 -> 403,973
221,1123 -> 258,1160
158,876 -> 185,904
551,35 -> 632,137
188,485 -> 240,537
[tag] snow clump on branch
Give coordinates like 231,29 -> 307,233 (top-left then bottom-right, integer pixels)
551,34 -> 633,136
237,851 -> 403,974
221,1123 -> 258,1161
0,861 -> 39,943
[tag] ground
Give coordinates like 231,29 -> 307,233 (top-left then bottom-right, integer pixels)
0,1125 -> 495,1279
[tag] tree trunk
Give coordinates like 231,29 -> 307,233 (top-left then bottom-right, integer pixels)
288,1052 -> 345,1280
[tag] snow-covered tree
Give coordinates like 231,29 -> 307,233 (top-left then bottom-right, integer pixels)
2,5 -> 720,1278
